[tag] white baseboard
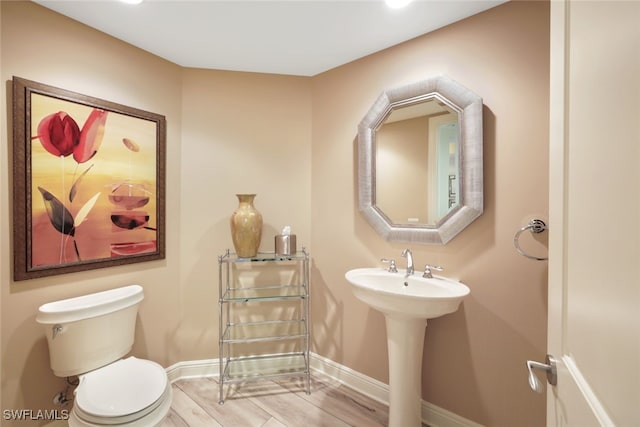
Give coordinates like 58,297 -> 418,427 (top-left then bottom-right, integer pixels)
165,353 -> 483,427
166,358 -> 219,382
308,352 -> 389,404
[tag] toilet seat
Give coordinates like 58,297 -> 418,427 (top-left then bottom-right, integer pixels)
72,357 -> 171,426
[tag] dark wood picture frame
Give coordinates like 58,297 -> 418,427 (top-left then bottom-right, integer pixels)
12,77 -> 166,281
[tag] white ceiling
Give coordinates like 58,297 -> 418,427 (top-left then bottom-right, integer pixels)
34,0 -> 507,76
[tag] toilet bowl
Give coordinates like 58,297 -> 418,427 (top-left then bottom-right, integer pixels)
69,357 -> 172,426
36,285 -> 172,426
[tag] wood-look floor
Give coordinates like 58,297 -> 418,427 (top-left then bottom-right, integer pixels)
161,374 -> 419,427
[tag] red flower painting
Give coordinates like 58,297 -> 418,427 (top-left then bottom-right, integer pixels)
12,77 -> 165,280
27,91 -> 159,268
37,111 -> 81,157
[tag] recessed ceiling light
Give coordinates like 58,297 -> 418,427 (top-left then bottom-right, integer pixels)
385,0 -> 413,9
120,0 -> 143,4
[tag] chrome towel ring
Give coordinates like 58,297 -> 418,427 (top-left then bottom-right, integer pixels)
514,219 -> 548,261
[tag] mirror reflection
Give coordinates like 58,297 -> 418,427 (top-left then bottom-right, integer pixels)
375,98 -> 460,225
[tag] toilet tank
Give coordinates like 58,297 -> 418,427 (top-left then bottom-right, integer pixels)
36,285 -> 144,377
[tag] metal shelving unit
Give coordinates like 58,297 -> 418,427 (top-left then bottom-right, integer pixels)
218,248 -> 310,404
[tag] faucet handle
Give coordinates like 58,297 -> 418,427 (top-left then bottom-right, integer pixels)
380,258 -> 398,273
423,264 -> 443,278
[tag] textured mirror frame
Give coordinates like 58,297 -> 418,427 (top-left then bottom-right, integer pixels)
357,75 -> 483,244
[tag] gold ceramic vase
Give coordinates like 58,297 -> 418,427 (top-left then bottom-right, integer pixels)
230,194 -> 263,258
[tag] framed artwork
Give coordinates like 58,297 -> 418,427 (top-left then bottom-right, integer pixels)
12,77 -> 166,281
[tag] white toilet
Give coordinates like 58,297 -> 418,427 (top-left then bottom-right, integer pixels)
36,285 -> 172,426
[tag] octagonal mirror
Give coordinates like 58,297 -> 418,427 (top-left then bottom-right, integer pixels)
357,76 -> 483,244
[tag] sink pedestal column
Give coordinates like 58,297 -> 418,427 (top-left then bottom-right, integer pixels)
385,315 -> 427,427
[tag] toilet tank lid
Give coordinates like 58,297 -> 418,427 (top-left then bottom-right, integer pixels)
36,285 -> 144,324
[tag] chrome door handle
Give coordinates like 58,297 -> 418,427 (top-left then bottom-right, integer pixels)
526,354 -> 557,393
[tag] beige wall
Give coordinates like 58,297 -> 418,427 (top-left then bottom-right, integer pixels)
1,1 -> 548,426
176,68 -> 312,361
0,2 -> 184,423
311,1 -> 549,425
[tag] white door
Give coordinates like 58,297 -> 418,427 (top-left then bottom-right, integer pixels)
545,1 -> 640,425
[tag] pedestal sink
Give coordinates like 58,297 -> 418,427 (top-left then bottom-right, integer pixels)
345,268 -> 470,427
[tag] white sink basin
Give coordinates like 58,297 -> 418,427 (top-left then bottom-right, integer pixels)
345,267 -> 470,319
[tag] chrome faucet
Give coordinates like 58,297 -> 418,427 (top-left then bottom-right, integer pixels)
401,249 -> 414,276
380,258 -> 398,273
423,264 -> 443,279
